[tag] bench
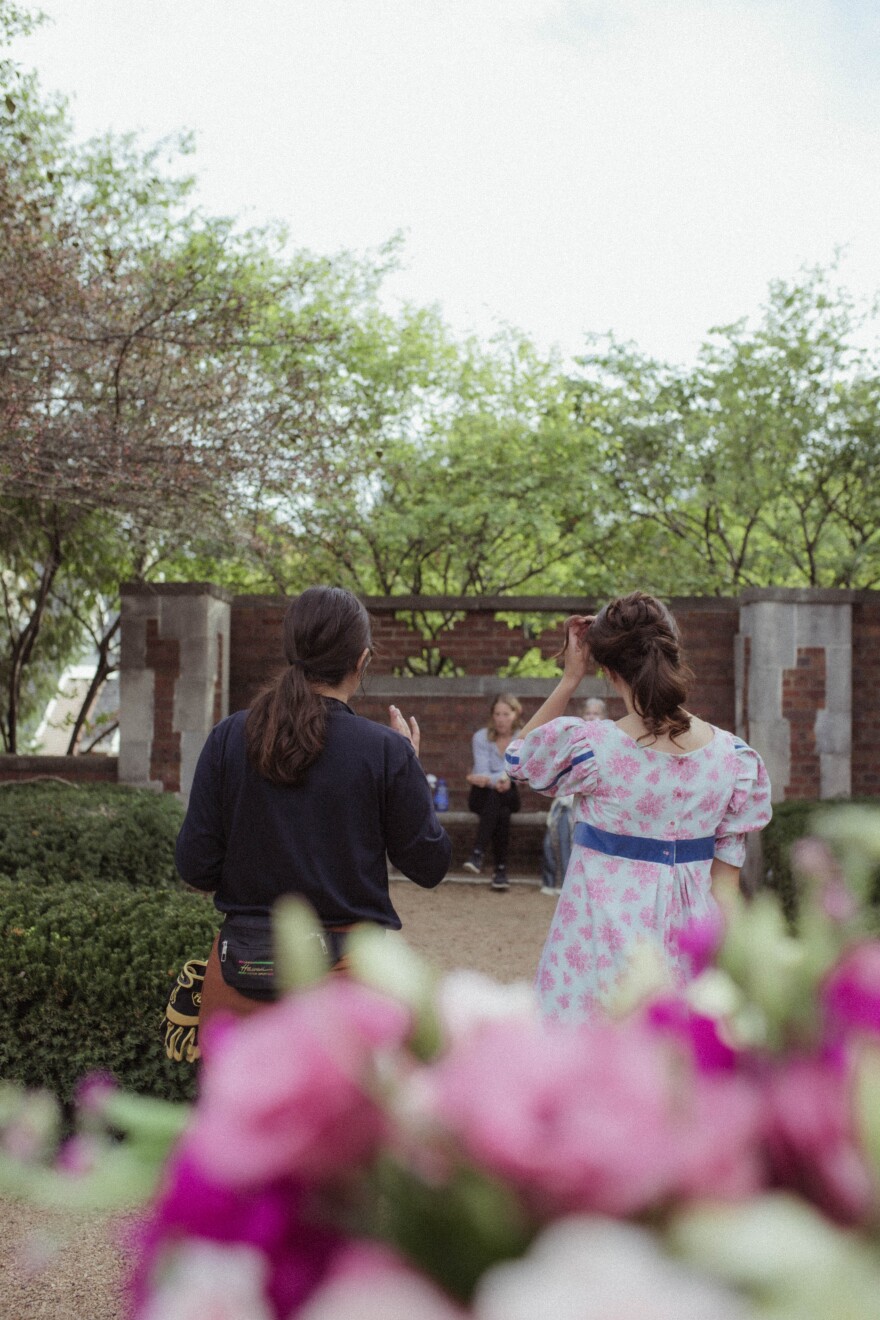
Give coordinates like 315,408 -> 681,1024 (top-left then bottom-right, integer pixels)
435,809 -> 548,875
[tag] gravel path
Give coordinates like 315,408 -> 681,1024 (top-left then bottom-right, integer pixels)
0,879 -> 552,1319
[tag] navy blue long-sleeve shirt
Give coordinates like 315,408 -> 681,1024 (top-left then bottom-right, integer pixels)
175,700 -> 451,928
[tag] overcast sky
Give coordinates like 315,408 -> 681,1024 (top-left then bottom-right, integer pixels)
11,0 -> 880,364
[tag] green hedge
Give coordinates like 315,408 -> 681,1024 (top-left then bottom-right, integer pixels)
762,797 -> 880,921
0,782 -> 184,888
0,877 -> 218,1103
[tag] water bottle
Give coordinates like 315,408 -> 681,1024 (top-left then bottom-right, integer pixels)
434,777 -> 449,811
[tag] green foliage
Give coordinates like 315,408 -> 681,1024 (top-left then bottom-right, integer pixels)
762,797 -> 880,922
0,782 -> 184,888
0,875 -> 217,1102
572,265 -> 880,594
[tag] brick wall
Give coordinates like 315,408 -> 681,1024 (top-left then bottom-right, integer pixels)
675,601 -> 740,731
782,647 -> 826,800
852,600 -> 880,796
145,617 -> 182,793
352,691 -> 627,813
229,595 -> 286,713
226,595 -> 739,810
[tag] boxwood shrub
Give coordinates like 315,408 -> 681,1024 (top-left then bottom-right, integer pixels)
0,876 -> 218,1103
0,781 -> 184,888
762,797 -> 880,922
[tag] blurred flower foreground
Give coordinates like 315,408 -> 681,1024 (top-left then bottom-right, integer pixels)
5,807 -> 880,1320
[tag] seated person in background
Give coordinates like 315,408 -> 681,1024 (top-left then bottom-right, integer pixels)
463,692 -> 523,892
540,697 -> 607,896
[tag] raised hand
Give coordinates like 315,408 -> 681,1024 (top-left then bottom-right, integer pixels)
389,705 -> 421,758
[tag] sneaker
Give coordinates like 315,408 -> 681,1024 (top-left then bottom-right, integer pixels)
462,849 -> 484,875
491,868 -> 510,892
540,885 -> 559,896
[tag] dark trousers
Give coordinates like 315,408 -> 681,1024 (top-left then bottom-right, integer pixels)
468,783 -> 521,867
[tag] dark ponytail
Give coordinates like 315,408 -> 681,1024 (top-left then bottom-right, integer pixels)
587,592 -> 693,742
245,586 -> 372,785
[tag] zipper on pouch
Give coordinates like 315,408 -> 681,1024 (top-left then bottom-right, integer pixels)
220,939 -> 228,963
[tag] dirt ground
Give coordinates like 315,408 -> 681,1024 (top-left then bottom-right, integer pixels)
0,878 -> 553,1320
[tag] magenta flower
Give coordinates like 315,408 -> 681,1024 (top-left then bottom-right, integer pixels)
131,1150 -> 344,1319
646,997 -> 737,1073
823,942 -> 880,1037
186,979 -> 411,1189
763,1052 -> 875,1226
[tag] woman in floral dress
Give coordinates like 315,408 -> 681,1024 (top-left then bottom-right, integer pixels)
506,592 -> 772,1023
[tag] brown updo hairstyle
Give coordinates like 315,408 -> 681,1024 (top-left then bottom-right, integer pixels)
245,586 -> 372,785
587,592 -> 694,742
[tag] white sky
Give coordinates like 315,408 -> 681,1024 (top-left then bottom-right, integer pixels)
11,0 -> 880,364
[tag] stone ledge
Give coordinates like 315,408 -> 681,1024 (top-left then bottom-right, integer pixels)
121,582 -> 234,601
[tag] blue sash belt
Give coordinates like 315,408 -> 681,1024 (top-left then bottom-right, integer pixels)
573,821 -> 715,866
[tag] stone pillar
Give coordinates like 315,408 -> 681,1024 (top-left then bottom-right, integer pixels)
737,589 -> 853,803
119,584 -> 231,799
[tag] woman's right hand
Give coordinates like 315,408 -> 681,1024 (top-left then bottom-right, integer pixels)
389,706 -> 420,758
561,614 -> 594,684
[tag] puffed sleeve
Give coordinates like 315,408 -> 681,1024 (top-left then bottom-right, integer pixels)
504,718 -> 599,798
714,742 -> 773,868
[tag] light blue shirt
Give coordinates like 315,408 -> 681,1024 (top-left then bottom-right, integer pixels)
471,727 -> 509,785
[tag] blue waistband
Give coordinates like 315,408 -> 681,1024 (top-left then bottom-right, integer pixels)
573,821 -> 715,866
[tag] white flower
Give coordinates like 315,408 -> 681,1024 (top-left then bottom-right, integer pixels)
296,1268 -> 466,1320
474,1217 -> 752,1320
437,970 -> 538,1041
141,1241 -> 273,1320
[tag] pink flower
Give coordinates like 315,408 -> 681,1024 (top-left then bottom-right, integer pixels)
763,1052 -> 875,1225
429,1018 -> 758,1219
823,942 -> 880,1036
558,897 -> 577,926
599,921 -> 625,955
586,876 -> 612,903
608,753 -> 641,783
186,980 -> 410,1189
564,943 -> 589,974
622,887 -> 640,904
539,966 -> 556,992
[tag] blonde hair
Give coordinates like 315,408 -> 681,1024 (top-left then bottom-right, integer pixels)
486,692 -> 523,742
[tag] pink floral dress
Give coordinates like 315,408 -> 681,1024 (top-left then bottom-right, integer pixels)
505,719 -> 772,1023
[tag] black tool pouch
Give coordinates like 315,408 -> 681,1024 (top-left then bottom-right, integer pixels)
218,911 -> 276,1001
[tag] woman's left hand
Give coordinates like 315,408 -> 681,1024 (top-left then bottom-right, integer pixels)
389,706 -> 421,757
494,775 -> 512,793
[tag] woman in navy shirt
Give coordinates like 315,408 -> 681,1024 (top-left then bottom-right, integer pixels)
176,586 -> 451,1024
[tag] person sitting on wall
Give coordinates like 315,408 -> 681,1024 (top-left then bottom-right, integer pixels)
540,697 -> 608,897
462,692 -> 523,892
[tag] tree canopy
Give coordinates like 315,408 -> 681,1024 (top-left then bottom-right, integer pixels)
1,0 -> 877,745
